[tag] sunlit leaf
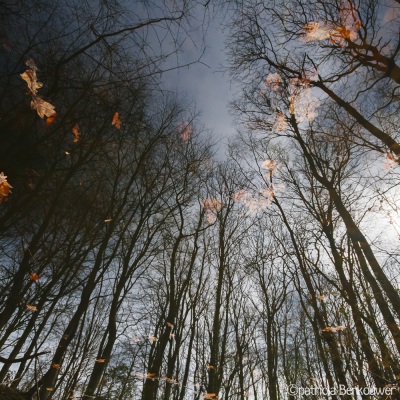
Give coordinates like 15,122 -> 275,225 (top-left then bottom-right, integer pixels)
302,3 -> 361,46
21,59 -> 56,119
147,334 -> 157,342
288,89 -> 320,123
96,358 -> 106,363
331,0 -> 361,44
112,112 -> 121,129
202,199 -> 222,212
51,363 -> 61,369
165,377 -> 179,385
335,325 -> 346,331
72,124 -> 80,143
265,73 -> 282,91
302,22 -> 331,42
30,97 -> 56,119
232,188 -> 274,215
20,61 -> 42,95
46,114 -> 57,126
202,198 -> 222,224
322,325 -> 346,332
0,173 -> 12,204
177,121 -> 192,141
26,305 -> 38,312
147,372 -> 158,380
104,218 -> 112,222
29,273 -> 39,281
261,159 -> 280,173
384,153 -> 399,169
272,113 -> 287,131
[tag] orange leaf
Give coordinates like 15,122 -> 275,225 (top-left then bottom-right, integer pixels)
165,377 -> 178,385
112,112 -> 121,129
29,273 -> 39,281
51,363 -> 61,369
0,173 -> 12,203
96,358 -> 106,363
72,124 -> 80,143
26,304 -> 38,312
46,114 -> 57,126
322,325 -> 346,333
177,121 -> 192,141
146,372 -> 158,381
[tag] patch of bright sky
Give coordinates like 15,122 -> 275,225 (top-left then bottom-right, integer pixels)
160,8 -> 237,160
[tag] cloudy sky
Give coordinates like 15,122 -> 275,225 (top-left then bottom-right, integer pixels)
160,7 -> 237,159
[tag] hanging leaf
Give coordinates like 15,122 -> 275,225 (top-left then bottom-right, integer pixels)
177,121 -> 192,141
20,61 -> 42,95
165,377 -> 179,385
147,334 -> 157,342
272,113 -> 287,131
322,325 -> 346,333
0,173 -> 12,204
112,112 -> 121,129
261,159 -> 280,173
30,97 -> 56,119
20,59 -> 56,119
72,124 -> 80,143
46,114 -> 57,126
29,273 -> 39,281
265,73 -> 282,91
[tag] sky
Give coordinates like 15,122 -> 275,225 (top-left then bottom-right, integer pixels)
160,7 -> 237,159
